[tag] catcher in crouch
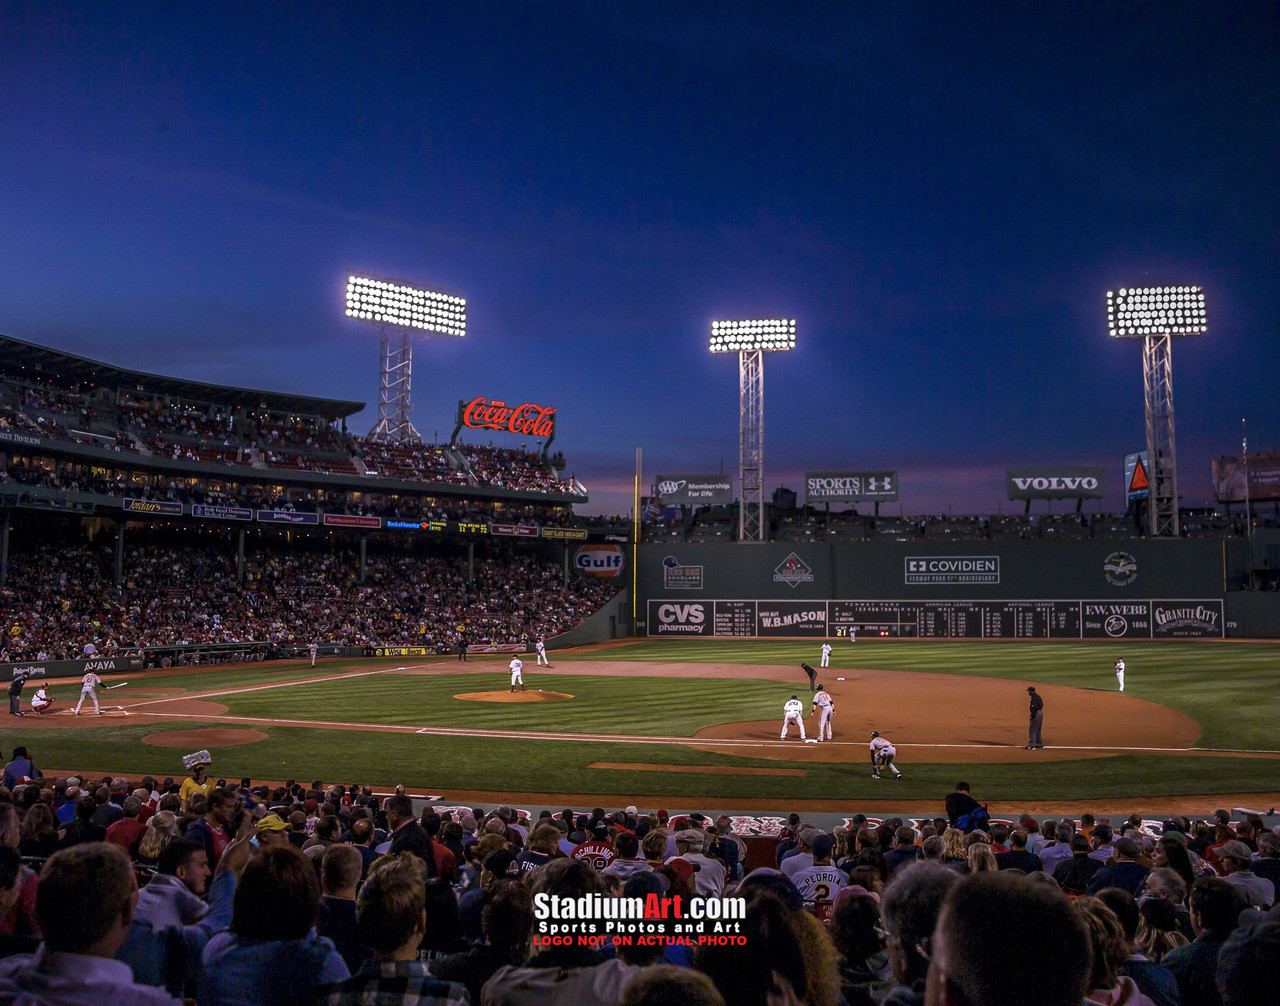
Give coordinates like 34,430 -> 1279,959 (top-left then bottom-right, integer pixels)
869,730 -> 902,779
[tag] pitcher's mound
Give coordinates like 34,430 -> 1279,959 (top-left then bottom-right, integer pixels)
143,728 -> 268,748
455,690 -> 573,703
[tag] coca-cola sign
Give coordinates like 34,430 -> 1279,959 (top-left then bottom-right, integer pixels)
460,396 -> 556,438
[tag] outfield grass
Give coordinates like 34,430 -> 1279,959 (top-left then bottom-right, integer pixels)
19,639 -> 1280,805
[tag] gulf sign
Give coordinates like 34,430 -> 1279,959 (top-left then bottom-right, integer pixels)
575,544 -> 624,577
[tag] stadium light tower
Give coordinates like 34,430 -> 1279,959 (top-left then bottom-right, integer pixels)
345,274 -> 467,444
1107,286 -> 1207,537
709,318 -> 796,542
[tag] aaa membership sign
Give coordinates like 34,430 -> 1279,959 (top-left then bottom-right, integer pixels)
532,892 -> 746,948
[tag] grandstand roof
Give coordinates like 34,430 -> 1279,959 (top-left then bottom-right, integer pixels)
0,333 -> 365,420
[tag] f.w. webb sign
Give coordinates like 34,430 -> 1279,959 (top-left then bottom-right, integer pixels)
1006,466 -> 1105,501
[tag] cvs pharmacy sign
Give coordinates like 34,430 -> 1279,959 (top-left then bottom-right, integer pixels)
648,601 -> 710,635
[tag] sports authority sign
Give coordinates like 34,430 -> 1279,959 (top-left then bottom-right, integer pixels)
1006,466 -> 1105,501
804,471 -> 899,503
653,475 -> 733,506
458,396 -> 556,439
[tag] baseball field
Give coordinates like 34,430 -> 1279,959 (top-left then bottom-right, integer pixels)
15,638 -> 1280,814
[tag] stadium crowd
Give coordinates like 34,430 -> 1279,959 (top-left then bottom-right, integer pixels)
0,760 -> 1274,1006
0,531 -> 620,662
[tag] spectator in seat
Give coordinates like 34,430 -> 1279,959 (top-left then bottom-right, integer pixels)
1215,913 -> 1280,1006
884,826 -> 920,875
119,824 -> 253,997
1092,887 -> 1181,1006
1161,877 -> 1246,1006
317,855 -> 468,1006
1134,898 -> 1189,964
1055,834 -> 1105,896
1251,831 -> 1280,888
183,788 -> 236,869
431,880 -> 532,1006
618,964 -> 725,1006
1216,840 -> 1274,909
996,829 -> 1043,873
482,859 -> 638,1006
1041,821 -> 1077,874
104,796 -> 148,853
383,795 -> 438,876
198,845 -> 348,1006
0,843 -> 177,1006
19,803 -> 61,859
880,861 -> 960,1006
695,887 -> 839,1006
829,889 -> 889,1006
1074,896 -> 1158,1006
674,829 -> 727,897
318,845 -> 365,973
1088,838 -> 1152,897
923,871 -> 1091,1006
0,846 -> 38,958
0,803 -> 38,938
602,830 -> 651,882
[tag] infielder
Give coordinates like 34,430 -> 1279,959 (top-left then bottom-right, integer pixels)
309,642 -> 318,667
781,695 -> 806,740
869,731 -> 901,779
820,642 -> 832,668
811,685 -> 834,741
30,686 -> 52,715
74,670 -> 102,715
1115,659 -> 1125,693
535,638 -> 550,666
508,656 -> 526,693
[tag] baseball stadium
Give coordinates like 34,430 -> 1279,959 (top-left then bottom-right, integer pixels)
3,332 -> 1278,825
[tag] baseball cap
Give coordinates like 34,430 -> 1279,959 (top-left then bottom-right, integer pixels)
665,857 -> 700,883
592,821 -> 610,838
871,731 -> 879,738
625,805 -> 638,816
656,809 -> 669,823
257,813 -> 288,832
674,829 -> 704,849
1026,686 -> 1036,693
797,827 -> 819,847
484,849 -> 518,878
1219,840 -> 1254,864
812,834 -> 835,859
304,798 -> 318,812
739,869 -> 804,910
1160,829 -> 1188,847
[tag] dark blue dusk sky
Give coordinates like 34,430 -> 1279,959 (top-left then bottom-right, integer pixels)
3,4 -> 1277,516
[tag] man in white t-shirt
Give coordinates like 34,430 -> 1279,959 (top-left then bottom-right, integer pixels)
781,696 -> 806,740
508,656 -> 526,693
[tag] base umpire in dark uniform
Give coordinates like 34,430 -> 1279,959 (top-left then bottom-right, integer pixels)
1025,686 -> 1044,749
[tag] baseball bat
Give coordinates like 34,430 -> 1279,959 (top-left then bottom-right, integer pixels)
104,681 -> 129,690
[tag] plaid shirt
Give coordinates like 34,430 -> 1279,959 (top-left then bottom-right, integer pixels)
318,960 -> 470,1006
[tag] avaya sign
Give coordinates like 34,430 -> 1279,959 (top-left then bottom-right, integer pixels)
1006,466 -> 1105,501
459,396 -> 556,438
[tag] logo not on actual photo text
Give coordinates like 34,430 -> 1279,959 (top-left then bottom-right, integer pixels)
773,553 -> 815,587
1104,551 -> 1138,586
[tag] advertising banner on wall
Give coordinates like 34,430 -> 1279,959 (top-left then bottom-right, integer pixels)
457,396 -> 556,439
123,498 -> 183,515
653,475 -> 733,506
574,544 -> 624,577
1124,452 -> 1150,502
192,504 -> 253,521
804,471 -> 899,503
1006,466 -> 1105,500
1212,453 -> 1280,503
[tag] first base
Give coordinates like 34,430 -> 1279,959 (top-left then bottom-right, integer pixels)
803,738 -> 819,744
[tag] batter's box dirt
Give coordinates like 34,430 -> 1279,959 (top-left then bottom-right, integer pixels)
455,690 -> 573,702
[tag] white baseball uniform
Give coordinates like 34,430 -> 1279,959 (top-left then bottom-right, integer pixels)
509,657 -> 525,691
781,698 -> 806,740
820,643 -> 831,667
74,672 -> 101,715
848,625 -> 857,643
536,639 -> 549,665
870,735 -> 901,777
812,689 -> 834,741
31,687 -> 51,714
1115,660 -> 1125,692
309,642 -> 318,666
